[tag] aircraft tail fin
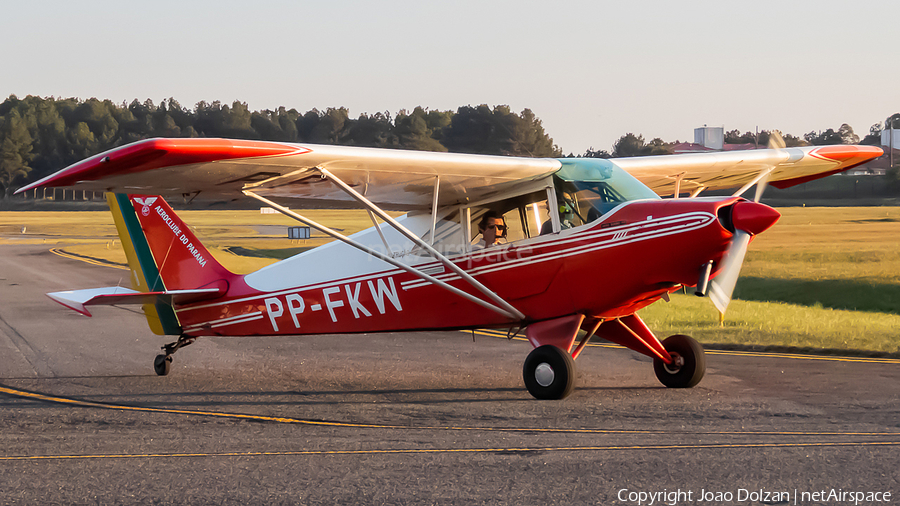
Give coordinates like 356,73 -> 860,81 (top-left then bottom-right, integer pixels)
106,193 -> 233,335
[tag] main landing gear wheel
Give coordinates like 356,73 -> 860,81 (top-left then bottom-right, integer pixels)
654,334 -> 705,388
523,345 -> 576,400
153,354 -> 172,376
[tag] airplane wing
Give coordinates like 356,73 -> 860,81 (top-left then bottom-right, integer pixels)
17,138 -> 561,210
612,145 -> 883,197
17,138 -> 882,203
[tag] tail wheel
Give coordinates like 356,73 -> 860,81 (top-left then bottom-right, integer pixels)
654,334 -> 705,388
153,354 -> 172,376
153,334 -> 194,376
523,345 -> 576,400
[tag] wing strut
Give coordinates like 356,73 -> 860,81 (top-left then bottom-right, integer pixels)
242,190 -> 524,322
673,173 -> 684,199
430,176 -> 440,245
316,167 -> 528,321
732,166 -> 775,199
366,210 -> 393,254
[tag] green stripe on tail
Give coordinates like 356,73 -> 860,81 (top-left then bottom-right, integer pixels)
106,193 -> 182,336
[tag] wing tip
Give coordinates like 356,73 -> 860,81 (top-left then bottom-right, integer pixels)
14,138 -> 310,192
810,144 -> 883,164
46,292 -> 92,317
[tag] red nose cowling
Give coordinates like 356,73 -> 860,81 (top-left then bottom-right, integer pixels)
730,201 -> 781,236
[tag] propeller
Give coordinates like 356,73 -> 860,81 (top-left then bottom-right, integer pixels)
754,130 -> 785,201
708,228 -> 751,315
707,132 -> 784,317
767,129 -> 786,149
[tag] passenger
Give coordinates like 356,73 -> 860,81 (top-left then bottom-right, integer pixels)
472,211 -> 507,250
540,201 -> 577,235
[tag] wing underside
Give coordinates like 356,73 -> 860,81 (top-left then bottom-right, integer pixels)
18,138 -> 561,209
613,145 -> 883,197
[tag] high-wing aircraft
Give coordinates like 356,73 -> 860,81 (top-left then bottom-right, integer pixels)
16,138 -> 882,399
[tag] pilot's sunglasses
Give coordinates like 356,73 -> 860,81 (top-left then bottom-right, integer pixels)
488,224 -> 507,231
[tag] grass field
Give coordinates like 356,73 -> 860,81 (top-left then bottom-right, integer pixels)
0,208 -> 395,273
1,206 -> 898,353
737,207 -> 900,314
639,293 -> 900,353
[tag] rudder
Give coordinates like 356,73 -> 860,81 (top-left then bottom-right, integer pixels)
106,193 -> 232,335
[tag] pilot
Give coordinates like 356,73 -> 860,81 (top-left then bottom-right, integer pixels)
472,211 -> 507,249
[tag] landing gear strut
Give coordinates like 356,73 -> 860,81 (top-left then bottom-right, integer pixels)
153,334 -> 196,376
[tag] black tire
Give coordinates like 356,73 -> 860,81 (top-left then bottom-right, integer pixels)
654,334 -> 705,388
523,345 -> 576,400
153,354 -> 172,376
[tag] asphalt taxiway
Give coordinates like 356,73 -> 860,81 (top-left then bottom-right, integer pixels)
1,243 -> 898,504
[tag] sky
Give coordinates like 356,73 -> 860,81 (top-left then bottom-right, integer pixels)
3,0 -> 898,154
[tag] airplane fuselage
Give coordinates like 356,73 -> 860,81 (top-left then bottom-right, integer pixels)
173,197 -> 741,337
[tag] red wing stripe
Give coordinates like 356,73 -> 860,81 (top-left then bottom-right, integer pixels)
18,138 -> 311,193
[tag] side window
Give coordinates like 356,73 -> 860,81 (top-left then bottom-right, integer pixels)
556,190 -> 586,230
557,176 -> 632,224
467,189 -> 552,248
527,201 -> 554,236
501,208 -> 526,243
468,207 -> 491,244
413,209 -> 466,258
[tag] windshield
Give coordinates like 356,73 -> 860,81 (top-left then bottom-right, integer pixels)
554,159 -> 659,224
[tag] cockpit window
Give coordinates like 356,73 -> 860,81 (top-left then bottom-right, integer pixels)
410,160 -> 659,258
468,189 -> 551,246
411,186 -> 554,258
554,158 -> 658,224
557,179 -> 628,224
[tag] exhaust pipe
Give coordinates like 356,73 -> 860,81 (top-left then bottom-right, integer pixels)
695,260 -> 713,297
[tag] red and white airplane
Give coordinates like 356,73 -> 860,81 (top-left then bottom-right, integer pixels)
17,137 -> 882,399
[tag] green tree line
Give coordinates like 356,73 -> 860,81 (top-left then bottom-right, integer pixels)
1,94 -> 896,198
0,95 -> 561,198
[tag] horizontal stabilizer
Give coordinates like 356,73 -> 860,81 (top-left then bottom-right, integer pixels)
47,286 -> 224,317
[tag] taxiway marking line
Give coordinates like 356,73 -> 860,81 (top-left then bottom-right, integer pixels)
3,441 -> 900,462
49,248 -> 129,271
703,349 -> 900,364
2,384 -> 900,438
0,385 -> 384,429
471,330 -> 900,364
